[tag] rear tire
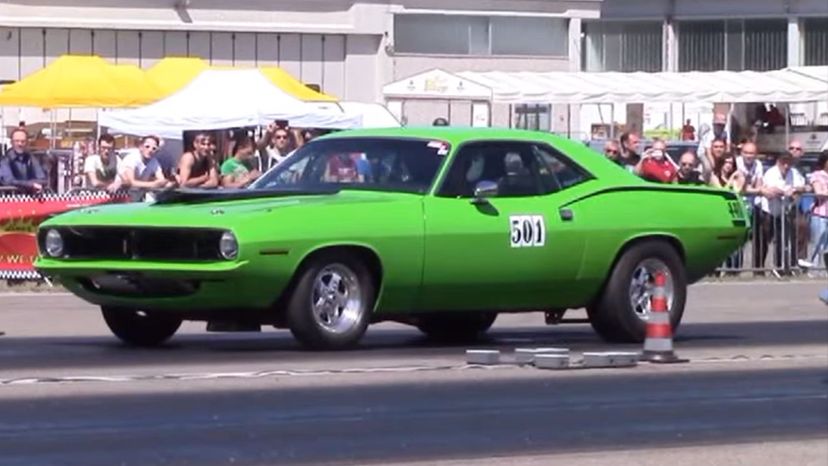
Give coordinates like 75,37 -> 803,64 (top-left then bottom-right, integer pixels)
587,240 -> 686,343
101,306 -> 182,347
416,311 -> 498,343
285,251 -> 376,350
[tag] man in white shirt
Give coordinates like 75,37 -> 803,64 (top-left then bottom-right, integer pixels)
118,135 -> 172,201
757,153 -> 806,274
83,134 -> 120,192
737,142 -> 766,273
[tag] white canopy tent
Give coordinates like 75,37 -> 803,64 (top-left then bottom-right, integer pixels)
444,68 -> 828,104
338,102 -> 401,128
99,68 -> 362,139
307,101 -> 401,128
383,67 -> 828,140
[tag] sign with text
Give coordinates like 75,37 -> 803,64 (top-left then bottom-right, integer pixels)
0,192 -> 129,279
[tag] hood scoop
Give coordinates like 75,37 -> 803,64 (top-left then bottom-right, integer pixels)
152,186 -> 342,205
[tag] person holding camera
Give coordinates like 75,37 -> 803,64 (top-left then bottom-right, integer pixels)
256,120 -> 295,171
634,139 -> 677,184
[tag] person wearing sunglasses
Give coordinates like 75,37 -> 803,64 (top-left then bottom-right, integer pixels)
675,151 -> 708,185
256,121 -> 295,171
603,140 -> 621,162
117,135 -> 172,201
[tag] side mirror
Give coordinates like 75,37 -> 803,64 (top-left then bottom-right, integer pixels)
471,180 -> 498,204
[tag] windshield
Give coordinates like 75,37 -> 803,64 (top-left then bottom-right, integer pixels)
250,137 -> 449,194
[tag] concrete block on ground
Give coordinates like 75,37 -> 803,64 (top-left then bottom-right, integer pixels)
534,354 -> 571,370
582,352 -> 640,368
515,347 -> 570,365
466,349 -> 501,365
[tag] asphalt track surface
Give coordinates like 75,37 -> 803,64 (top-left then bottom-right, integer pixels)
0,281 -> 827,465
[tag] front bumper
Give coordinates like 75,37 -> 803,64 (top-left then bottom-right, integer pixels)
35,258 -> 290,311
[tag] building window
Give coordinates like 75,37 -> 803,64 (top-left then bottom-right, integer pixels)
394,14 -> 568,57
582,21 -> 663,72
513,104 -> 551,131
678,19 -> 787,71
804,17 -> 828,66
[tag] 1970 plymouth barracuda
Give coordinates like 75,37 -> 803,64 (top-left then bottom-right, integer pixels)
34,127 -> 749,349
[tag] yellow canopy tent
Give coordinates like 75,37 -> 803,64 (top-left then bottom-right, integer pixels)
144,56 -> 209,98
144,56 -> 338,102
259,66 -> 338,102
109,64 -> 164,105
0,55 -> 161,108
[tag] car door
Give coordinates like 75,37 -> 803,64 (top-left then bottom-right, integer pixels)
419,140 -> 589,312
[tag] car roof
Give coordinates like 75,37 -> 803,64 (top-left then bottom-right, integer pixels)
320,127 -> 643,184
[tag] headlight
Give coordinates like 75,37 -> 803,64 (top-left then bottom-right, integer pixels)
44,229 -> 64,258
219,231 -> 238,260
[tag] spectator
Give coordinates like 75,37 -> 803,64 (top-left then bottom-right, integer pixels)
617,132 -> 641,171
83,134 -> 120,192
634,139 -> 677,183
603,140 -> 621,162
799,151 -> 828,269
177,131 -> 219,188
675,151 -> 708,185
710,153 -> 745,192
757,153 -> 805,273
680,119 -> 695,141
220,136 -> 261,189
711,153 -> 746,273
788,139 -> 812,264
736,142 -> 767,272
0,128 -> 48,194
736,142 -> 763,194
712,113 -> 729,143
257,122 -> 294,171
118,135 -> 171,201
708,138 -> 727,164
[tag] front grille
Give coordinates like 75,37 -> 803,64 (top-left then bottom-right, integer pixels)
77,274 -> 200,298
40,227 -> 225,261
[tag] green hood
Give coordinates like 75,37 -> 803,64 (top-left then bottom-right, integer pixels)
42,188 -> 413,229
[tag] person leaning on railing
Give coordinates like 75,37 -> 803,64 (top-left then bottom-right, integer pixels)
83,134 -> 121,193
756,152 -> 806,273
0,128 -> 49,194
709,153 -> 745,193
117,135 -> 174,202
220,135 -> 261,189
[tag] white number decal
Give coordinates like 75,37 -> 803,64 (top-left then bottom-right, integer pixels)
509,215 -> 546,248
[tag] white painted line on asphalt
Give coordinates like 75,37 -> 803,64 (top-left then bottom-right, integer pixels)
0,292 -> 73,297
1,353 -> 825,387
0,364 -> 503,386
694,280 -> 826,286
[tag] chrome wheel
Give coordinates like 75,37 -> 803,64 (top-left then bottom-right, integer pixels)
310,263 -> 363,334
629,258 -> 674,321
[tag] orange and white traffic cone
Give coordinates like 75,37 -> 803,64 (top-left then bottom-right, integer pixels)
640,270 -> 688,364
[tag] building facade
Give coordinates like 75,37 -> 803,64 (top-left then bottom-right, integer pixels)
0,0 -> 825,129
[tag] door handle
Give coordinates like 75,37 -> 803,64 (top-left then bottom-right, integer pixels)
559,208 -> 574,221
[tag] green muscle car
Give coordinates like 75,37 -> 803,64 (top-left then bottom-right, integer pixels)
34,128 -> 748,349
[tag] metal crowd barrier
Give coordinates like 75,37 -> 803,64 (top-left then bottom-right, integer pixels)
716,193 -> 828,278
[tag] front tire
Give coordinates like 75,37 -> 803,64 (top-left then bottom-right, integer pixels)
285,252 -> 376,350
101,306 -> 182,347
587,240 -> 686,343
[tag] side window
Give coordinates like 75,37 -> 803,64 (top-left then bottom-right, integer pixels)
531,144 -> 590,194
438,142 -> 542,198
